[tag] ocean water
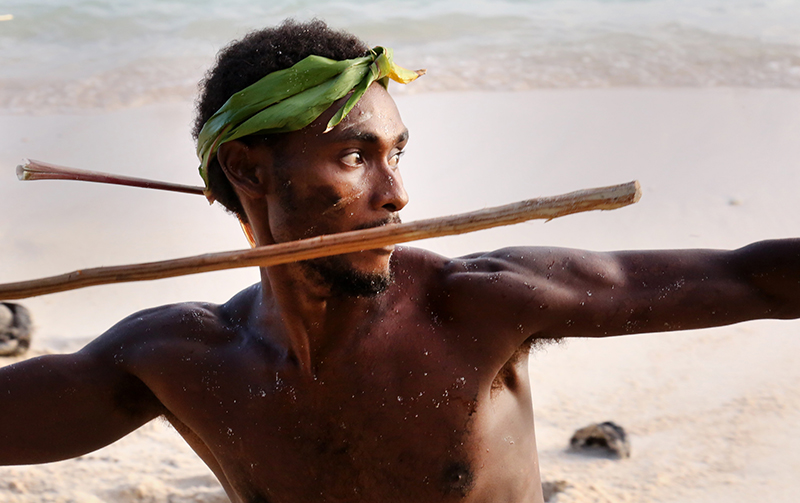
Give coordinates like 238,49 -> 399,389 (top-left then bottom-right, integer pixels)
1,0 -> 800,112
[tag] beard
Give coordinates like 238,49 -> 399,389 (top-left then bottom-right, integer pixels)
301,215 -> 401,297
274,169 -> 400,297
302,254 -> 394,297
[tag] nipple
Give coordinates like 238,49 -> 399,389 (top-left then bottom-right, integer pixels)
441,461 -> 474,496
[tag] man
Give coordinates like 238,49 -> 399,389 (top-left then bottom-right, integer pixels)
1,19 -> 799,503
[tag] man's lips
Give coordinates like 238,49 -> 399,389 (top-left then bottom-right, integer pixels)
299,215 -> 401,240
352,215 -> 402,253
352,214 -> 402,231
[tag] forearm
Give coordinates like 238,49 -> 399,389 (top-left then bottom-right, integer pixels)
523,240 -> 800,338
590,239 -> 800,335
0,354 -> 159,465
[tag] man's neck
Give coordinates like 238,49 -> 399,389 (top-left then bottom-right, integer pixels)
257,265 -> 386,374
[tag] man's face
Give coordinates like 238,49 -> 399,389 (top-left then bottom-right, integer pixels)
262,84 -> 410,295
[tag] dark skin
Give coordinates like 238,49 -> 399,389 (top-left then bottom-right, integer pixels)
2,84 -> 800,503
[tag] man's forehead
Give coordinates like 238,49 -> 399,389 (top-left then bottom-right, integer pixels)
307,84 -> 407,143
336,109 -> 375,133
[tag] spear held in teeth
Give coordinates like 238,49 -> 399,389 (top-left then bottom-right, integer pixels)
5,161 -> 641,300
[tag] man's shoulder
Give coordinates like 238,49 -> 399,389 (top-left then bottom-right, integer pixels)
393,246 -> 448,269
391,246 -> 546,301
394,245 -> 558,279
392,246 -> 454,288
86,283 -> 262,354
393,245 -> 590,312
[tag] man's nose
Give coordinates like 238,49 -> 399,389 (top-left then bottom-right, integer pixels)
371,165 -> 409,213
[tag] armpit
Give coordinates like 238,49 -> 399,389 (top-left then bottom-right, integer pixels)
490,337 -> 562,398
111,372 -> 165,420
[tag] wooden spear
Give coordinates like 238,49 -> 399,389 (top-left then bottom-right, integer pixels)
17,159 -> 205,196
0,180 -> 641,300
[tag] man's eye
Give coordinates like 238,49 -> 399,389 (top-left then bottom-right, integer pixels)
341,152 -> 364,167
388,150 -> 405,168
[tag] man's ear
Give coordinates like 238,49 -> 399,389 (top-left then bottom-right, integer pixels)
217,140 -> 270,199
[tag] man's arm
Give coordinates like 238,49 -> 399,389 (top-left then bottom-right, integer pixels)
543,238 -> 800,336
442,239 -> 800,359
0,321 -> 164,465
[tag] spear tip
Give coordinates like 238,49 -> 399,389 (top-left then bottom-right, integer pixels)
15,159 -> 31,181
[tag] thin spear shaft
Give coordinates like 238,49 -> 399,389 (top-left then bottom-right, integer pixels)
17,159 -> 205,196
0,181 -> 641,300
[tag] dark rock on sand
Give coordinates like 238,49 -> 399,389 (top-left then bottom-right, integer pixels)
0,302 -> 33,357
569,421 -> 630,458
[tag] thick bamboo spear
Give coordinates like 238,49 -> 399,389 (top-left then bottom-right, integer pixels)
0,180 -> 641,300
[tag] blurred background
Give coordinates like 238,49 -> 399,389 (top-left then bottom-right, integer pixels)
2,0 -> 800,113
2,3 -> 800,501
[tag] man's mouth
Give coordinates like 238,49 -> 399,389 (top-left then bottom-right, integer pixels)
353,214 -> 402,231
351,215 -> 402,254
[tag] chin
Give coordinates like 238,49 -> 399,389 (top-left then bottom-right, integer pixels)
302,253 -> 394,298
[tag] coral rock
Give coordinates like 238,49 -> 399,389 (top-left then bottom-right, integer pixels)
569,421 -> 630,458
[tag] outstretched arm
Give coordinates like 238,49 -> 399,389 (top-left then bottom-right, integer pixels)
442,238 -> 800,360
542,238 -> 800,337
0,333 -> 163,465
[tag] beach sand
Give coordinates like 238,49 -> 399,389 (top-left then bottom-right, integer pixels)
1,88 -> 800,502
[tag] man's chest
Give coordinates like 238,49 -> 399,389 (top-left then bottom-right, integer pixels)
144,336 -> 495,500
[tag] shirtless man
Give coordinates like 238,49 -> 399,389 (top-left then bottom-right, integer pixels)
2,20 -> 800,503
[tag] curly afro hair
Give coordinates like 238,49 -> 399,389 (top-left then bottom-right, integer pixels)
193,19 -> 369,221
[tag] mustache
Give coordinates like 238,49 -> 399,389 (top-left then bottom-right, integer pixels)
353,214 -> 402,231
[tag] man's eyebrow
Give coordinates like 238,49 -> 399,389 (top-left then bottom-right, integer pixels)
332,129 -> 409,145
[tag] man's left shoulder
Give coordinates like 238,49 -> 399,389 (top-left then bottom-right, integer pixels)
393,246 -> 447,266
392,246 -> 539,286
391,246 -> 454,283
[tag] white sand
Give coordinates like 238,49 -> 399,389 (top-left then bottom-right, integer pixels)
1,88 -> 800,502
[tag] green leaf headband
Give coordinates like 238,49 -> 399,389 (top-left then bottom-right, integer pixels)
196,46 -> 424,201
